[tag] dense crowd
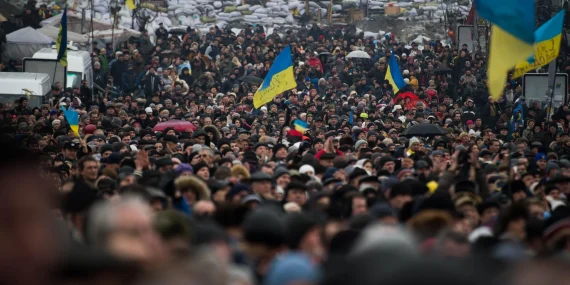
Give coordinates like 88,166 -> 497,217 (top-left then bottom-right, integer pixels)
4,10 -> 570,285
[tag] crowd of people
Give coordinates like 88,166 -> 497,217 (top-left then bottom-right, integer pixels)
4,10 -> 570,285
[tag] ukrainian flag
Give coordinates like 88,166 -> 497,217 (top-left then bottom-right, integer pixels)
56,8 -> 68,67
293,119 -> 308,133
509,99 -> 524,136
513,10 -> 565,79
253,45 -> 297,108
126,0 -> 136,10
385,52 -> 406,94
475,0 -> 535,100
62,107 -> 79,136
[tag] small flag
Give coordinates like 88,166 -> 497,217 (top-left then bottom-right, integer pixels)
349,110 -> 354,125
56,8 -> 68,67
475,0 -> 535,100
62,107 -> 79,136
253,45 -> 297,108
385,52 -> 406,94
293,119 -> 308,133
126,0 -> 136,10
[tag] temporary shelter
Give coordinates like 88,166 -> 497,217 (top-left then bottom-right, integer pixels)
3,27 -> 53,62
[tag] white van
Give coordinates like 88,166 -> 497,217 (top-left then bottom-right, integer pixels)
0,73 -> 52,108
31,46 -> 93,89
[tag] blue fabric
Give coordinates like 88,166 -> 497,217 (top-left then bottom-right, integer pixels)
475,0 -> 535,43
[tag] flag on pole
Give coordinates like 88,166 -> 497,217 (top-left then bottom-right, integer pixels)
253,45 -> 297,108
62,107 -> 79,136
385,52 -> 406,94
475,0 -> 535,100
509,99 -> 524,135
56,8 -> 68,67
512,10 -> 565,79
293,119 -> 308,133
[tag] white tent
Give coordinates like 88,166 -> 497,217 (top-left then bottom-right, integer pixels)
38,26 -> 89,44
3,27 -> 54,62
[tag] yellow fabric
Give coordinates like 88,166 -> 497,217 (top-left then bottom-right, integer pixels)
487,25 -> 534,100
385,64 -> 401,94
70,125 -> 79,137
126,0 -> 136,10
253,66 -> 296,108
513,34 -> 561,78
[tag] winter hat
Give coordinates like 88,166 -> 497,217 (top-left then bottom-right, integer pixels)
263,252 -> 320,285
355,140 -> 368,150
52,119 -> 61,126
145,107 -> 153,114
243,209 -> 285,247
534,153 -> 546,162
299,165 -> 315,175
409,137 -> 420,147
284,213 -> 319,250
546,162 -> 560,174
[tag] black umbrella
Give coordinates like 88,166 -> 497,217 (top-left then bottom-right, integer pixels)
239,75 -> 264,84
432,67 -> 453,74
401,123 -> 447,137
168,28 -> 187,35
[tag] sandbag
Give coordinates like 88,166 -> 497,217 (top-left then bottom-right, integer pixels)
230,11 -> 242,17
201,16 -> 216,23
409,8 -> 417,16
421,6 -> 437,11
249,5 -> 262,11
241,10 -> 252,15
94,5 -> 107,14
288,2 -> 300,9
237,4 -> 250,10
223,5 -> 237,12
213,1 -> 222,8
229,16 -> 243,22
364,31 -> 377,38
266,2 -> 277,7
286,14 -> 294,23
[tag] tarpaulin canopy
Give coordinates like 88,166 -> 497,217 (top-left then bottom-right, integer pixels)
3,27 -> 53,62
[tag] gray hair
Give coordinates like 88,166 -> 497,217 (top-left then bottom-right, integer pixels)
86,195 -> 150,247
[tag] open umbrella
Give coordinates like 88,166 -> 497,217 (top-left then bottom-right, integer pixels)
239,75 -> 264,84
346,50 -> 370,59
401,123 -> 447,137
152,120 -> 196,132
161,50 -> 180,58
433,67 -> 453,74
168,28 -> 187,35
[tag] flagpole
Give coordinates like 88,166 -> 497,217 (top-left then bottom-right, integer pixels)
52,62 -> 58,86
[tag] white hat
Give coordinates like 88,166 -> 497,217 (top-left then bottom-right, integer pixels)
404,78 -> 410,84
260,106 -> 267,112
403,70 -> 410,75
145,107 -> 152,114
392,105 -> 402,112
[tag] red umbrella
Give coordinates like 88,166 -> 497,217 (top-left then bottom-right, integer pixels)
152,120 -> 196,132
393,92 -> 421,110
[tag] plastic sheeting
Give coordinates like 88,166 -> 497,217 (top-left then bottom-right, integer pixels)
4,27 -> 53,62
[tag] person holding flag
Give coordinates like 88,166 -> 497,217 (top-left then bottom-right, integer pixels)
253,46 -> 297,109
384,52 -> 406,94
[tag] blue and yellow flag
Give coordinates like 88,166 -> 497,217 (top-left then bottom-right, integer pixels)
293,119 -> 308,133
475,0 -> 535,100
509,99 -> 524,136
56,8 -> 68,67
62,106 -> 79,136
126,0 -> 136,10
513,10 -> 565,79
253,45 -> 297,108
385,53 -> 406,94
